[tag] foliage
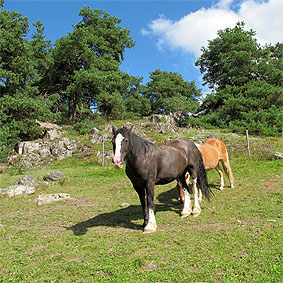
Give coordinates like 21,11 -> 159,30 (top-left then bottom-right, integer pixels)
0,5 -> 56,162
44,7 -> 135,120
195,22 -> 283,136
145,69 -> 201,115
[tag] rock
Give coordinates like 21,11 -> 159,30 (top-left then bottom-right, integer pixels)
145,262 -> 158,271
14,137 -> 83,168
51,138 -> 82,160
44,128 -> 63,140
14,175 -> 40,187
35,120 -> 63,130
90,127 -> 100,135
0,163 -> 7,173
144,122 -> 179,134
0,185 -> 35,196
274,152 -> 283,159
43,171 -> 65,181
150,114 -> 175,125
96,150 -> 113,165
36,193 -> 73,205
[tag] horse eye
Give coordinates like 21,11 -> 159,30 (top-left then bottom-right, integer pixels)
124,138 -> 129,143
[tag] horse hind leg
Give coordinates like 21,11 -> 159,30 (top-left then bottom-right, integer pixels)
178,175 -> 192,218
192,177 -> 201,217
180,188 -> 192,218
215,164 -> 225,190
221,152 -> 235,188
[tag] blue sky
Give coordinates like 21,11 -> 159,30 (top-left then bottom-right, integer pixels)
3,0 -> 282,94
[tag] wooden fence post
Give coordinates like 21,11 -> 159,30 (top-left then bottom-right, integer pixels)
102,136 -> 105,167
246,130 -> 251,156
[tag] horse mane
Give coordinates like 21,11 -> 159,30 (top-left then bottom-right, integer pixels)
129,132 -> 156,157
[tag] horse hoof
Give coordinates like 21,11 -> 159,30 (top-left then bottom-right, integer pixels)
219,186 -> 224,191
181,213 -> 190,219
143,223 -> 157,234
181,210 -> 192,218
192,208 -> 201,217
231,184 -> 235,189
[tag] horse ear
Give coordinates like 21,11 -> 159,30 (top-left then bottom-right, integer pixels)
112,126 -> 117,135
129,125 -> 134,133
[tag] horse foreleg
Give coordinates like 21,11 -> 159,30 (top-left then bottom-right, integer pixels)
133,185 -> 148,228
192,177 -> 201,217
198,188 -> 203,202
143,181 -> 157,234
215,164 -> 225,190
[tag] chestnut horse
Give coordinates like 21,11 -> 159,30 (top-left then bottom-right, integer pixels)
178,138 -> 234,203
112,126 -> 211,233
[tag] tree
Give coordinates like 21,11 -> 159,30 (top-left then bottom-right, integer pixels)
196,22 -> 260,91
122,76 -> 151,118
145,69 -> 201,115
0,4 -> 55,161
45,7 -> 135,120
195,22 -> 282,135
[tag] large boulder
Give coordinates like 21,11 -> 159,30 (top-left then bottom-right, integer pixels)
43,171 -> 65,181
0,185 -> 35,197
14,175 -> 40,187
36,120 -> 66,140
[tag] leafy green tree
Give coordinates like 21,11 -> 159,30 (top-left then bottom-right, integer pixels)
145,69 -> 201,115
46,7 -> 135,120
30,20 -> 53,88
121,76 -> 151,118
196,22 -> 261,91
0,3 -> 55,161
195,22 -> 282,135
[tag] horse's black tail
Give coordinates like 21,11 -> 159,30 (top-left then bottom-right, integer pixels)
197,153 -> 211,201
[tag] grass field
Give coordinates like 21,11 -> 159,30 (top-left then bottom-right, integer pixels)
0,127 -> 282,282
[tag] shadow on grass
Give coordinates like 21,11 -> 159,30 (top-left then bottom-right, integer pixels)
68,187 -> 183,236
68,184 -> 218,236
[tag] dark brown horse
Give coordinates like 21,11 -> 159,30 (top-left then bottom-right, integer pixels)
112,126 -> 211,233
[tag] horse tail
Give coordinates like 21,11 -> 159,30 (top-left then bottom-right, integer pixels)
197,153 -> 211,201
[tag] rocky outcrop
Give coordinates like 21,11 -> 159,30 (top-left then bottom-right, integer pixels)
13,138 -> 83,168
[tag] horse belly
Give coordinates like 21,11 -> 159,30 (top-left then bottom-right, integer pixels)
156,153 -> 187,184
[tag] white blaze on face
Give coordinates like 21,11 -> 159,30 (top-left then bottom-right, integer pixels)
113,133 -> 124,169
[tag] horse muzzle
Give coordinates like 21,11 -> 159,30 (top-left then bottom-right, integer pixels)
112,156 -> 124,169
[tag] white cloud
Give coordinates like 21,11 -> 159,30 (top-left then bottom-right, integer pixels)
142,0 -> 283,58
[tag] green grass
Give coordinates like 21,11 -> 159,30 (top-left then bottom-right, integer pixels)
0,129 -> 282,282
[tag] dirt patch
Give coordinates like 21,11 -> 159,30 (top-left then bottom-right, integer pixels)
260,174 -> 283,191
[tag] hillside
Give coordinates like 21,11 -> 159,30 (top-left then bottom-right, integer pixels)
0,121 -> 282,282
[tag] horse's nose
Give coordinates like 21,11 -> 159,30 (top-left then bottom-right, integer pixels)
113,155 -> 123,169
113,156 -> 120,165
